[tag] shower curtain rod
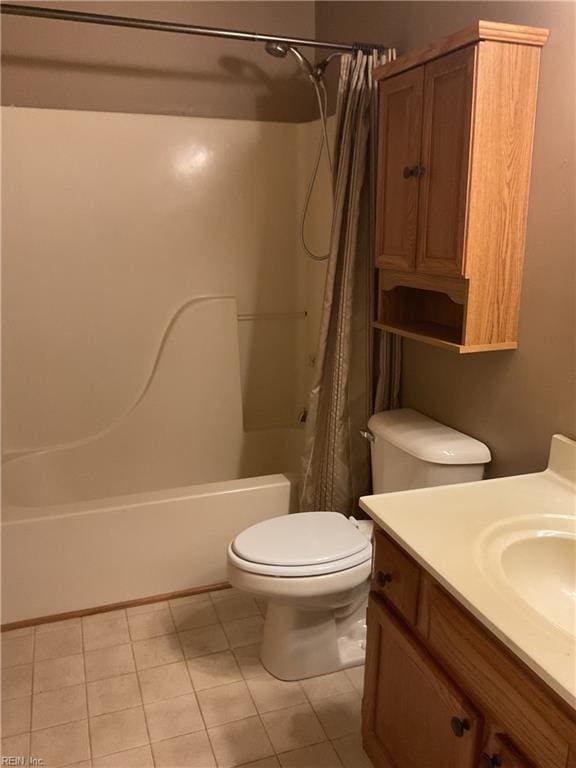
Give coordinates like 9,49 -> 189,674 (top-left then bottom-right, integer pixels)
0,4 -> 389,53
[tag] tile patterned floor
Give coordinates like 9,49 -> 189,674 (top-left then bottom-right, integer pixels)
1,588 -> 372,768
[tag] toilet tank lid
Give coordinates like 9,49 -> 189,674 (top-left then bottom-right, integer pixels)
368,409 -> 491,465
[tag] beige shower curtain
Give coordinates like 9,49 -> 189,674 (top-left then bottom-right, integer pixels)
300,49 -> 400,516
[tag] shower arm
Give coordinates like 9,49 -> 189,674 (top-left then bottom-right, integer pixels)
0,4 -> 390,55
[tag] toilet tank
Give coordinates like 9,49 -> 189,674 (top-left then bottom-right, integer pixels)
368,409 -> 491,494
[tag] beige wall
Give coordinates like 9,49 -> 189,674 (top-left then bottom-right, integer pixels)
1,1 -> 317,122
317,1 -> 576,477
2,107 -> 328,452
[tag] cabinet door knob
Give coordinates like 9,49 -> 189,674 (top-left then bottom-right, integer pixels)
450,717 -> 470,738
480,755 -> 502,767
403,165 -> 425,179
376,571 -> 393,587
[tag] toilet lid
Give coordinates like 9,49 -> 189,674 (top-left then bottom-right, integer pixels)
231,511 -> 371,567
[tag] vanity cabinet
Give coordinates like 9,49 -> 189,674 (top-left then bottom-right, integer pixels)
363,595 -> 482,768
362,529 -> 576,768
373,21 -> 549,352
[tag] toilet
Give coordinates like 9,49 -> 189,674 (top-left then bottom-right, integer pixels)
227,409 -> 491,680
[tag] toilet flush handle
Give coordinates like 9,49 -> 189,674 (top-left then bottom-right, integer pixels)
359,429 -> 375,443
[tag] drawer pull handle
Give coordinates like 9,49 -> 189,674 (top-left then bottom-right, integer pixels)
450,717 -> 470,738
376,571 -> 393,587
480,755 -> 502,768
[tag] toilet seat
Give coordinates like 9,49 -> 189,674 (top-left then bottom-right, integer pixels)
229,511 -> 372,577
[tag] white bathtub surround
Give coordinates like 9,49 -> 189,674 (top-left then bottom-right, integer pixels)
2,107 -> 329,454
360,434 -> 576,708
3,298 -> 303,507
0,596 -> 369,768
2,474 -> 297,625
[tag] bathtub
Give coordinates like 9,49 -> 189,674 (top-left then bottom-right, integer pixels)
2,297 -> 305,624
2,468 -> 299,625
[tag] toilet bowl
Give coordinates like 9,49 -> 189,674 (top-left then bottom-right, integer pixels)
227,409 -> 491,680
227,511 -> 372,680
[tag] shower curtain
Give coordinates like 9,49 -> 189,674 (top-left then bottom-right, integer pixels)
300,49 -> 400,516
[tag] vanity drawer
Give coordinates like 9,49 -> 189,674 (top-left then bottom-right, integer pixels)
425,585 -> 576,768
372,529 -> 420,625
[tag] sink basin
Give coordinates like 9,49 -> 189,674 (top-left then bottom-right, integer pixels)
500,533 -> 576,635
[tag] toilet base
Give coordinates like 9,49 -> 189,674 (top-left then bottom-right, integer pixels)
259,586 -> 369,681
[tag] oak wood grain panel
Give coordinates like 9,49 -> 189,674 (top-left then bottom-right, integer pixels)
463,41 -> 542,345
372,529 -> 421,625
426,585 -> 576,768
373,21 -> 549,81
416,47 -> 476,277
378,269 -> 468,304
375,68 -> 424,271
481,730 -> 537,768
373,321 -> 518,353
363,594 -> 483,768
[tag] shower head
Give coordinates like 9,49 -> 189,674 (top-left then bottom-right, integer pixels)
265,41 -> 289,58
265,41 -> 316,80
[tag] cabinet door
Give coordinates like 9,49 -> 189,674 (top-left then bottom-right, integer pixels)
479,732 -> 536,768
416,47 -> 475,277
363,594 -> 482,768
375,67 -> 424,271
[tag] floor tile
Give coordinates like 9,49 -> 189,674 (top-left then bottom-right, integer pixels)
261,703 -> 326,753
171,601 -> 219,631
300,672 -> 355,702
127,600 -> 169,616
209,588 -> 239,602
207,715 -> 274,768
30,720 -> 90,767
87,673 -> 142,717
93,744 -> 154,768
278,741 -> 341,768
83,612 -> 130,652
36,618 -> 81,634
35,626 -> 82,662
169,593 -> 212,608
127,610 -> 175,641
255,599 -> 268,617
32,684 -> 87,731
152,731 -> 216,768
247,677 -> 307,714
2,626 -> 34,638
331,733 -> 372,768
85,644 -> 135,682
312,692 -> 361,739
239,758 -> 280,768
2,664 -> 33,699
197,680 -> 257,727
34,654 -> 85,693
138,661 -> 192,703
1,633 -> 34,668
187,650 -> 242,690
222,616 -> 264,649
233,644 -> 271,680
144,692 -> 204,742
66,761 -> 92,768
344,666 -> 365,695
1,733 -> 30,765
213,594 -> 261,622
89,706 -> 148,757
2,695 -> 31,736
132,634 -> 183,670
178,625 -> 228,659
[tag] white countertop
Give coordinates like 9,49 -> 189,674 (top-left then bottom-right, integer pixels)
360,434 -> 576,708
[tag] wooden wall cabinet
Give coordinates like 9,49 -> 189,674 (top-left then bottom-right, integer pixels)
362,529 -> 576,768
373,21 -> 549,353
